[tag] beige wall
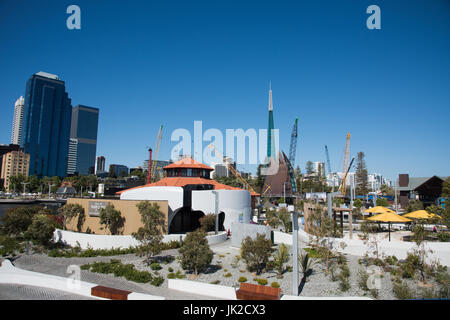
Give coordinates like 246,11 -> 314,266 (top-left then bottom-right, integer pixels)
66,198 -> 169,235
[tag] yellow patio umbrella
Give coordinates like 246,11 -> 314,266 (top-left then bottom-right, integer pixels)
403,210 -> 442,220
364,206 -> 395,214
367,211 -> 412,241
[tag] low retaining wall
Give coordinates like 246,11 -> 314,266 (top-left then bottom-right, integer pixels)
53,229 -> 227,250
231,223 -> 271,247
168,279 -> 237,300
273,229 -> 450,267
281,295 -> 372,300
0,259 -> 164,300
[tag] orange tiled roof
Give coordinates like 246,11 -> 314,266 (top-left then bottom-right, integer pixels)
164,157 -> 213,170
116,176 -> 260,196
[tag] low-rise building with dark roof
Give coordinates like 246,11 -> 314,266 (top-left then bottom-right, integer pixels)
398,174 -> 447,209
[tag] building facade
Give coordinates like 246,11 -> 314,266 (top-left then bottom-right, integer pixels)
70,105 -> 99,175
11,96 -> 25,145
95,156 -> 106,174
67,138 -> 78,175
21,72 -> 72,177
109,164 -> 129,177
1,151 -> 30,192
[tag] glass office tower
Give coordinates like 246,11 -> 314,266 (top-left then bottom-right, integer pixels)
21,72 -> 72,177
70,105 -> 99,175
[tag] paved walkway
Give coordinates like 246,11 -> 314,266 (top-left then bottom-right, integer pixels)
0,283 -> 96,300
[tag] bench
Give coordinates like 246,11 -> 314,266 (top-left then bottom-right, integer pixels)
91,285 -> 132,300
236,282 -> 281,300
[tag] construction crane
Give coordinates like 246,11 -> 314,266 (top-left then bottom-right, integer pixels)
340,133 -> 351,196
261,183 -> 271,196
340,157 -> 355,197
149,125 -> 163,183
207,144 -> 256,194
282,151 -> 298,194
288,118 -> 298,167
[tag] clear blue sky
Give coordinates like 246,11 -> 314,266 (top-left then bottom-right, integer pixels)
1,0 -> 449,180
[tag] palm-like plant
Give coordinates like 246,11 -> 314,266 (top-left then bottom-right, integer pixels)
273,243 -> 289,278
299,251 -> 317,280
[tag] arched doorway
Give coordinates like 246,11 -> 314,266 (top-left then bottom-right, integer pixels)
169,207 -> 205,234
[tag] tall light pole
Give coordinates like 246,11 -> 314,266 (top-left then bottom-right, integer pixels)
212,190 -> 219,235
48,183 -> 55,198
291,207 -> 299,295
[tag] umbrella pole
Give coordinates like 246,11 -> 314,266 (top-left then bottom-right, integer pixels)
389,223 -> 391,242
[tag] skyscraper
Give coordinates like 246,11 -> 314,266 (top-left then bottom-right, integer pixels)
21,72 -> 72,177
69,105 -> 99,175
95,156 -> 106,174
67,138 -> 78,175
11,96 -> 25,145
267,83 -> 275,159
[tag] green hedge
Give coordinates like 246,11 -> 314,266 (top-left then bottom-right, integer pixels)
48,246 -> 136,258
81,259 -> 164,286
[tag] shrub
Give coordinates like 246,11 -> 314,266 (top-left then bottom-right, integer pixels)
224,273 -> 232,277
393,282 -> 414,299
0,235 -> 22,256
167,273 -> 176,279
384,255 -> 398,266
299,252 -> 317,280
271,282 -> 280,288
25,214 -> 55,245
210,280 -> 220,285
98,204 -> 124,235
256,278 -> 268,286
238,277 -> 247,283
82,259 -> 164,286
175,270 -> 186,279
150,262 -> 161,271
273,243 -> 289,278
168,267 -> 174,272
437,232 -> 450,242
240,234 -> 273,275
199,214 -> 216,232
357,269 -> 369,292
338,275 -> 350,292
178,229 -> 213,275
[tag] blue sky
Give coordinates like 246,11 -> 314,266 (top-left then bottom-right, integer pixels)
0,0 -> 449,180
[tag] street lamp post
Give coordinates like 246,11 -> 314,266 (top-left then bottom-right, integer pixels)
21,182 -> 30,195
291,208 -> 299,295
212,191 -> 219,235
48,183 -> 55,198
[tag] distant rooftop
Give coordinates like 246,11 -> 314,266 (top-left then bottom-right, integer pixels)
35,71 -> 60,80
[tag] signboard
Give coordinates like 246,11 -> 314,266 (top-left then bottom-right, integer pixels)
88,201 -> 108,217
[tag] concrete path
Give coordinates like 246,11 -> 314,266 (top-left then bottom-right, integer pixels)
0,283 -> 96,300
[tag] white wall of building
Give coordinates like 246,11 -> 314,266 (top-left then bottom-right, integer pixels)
191,189 -> 251,231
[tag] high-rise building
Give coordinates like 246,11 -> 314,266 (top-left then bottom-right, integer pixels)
313,162 -> 326,178
95,156 -> 106,174
1,150 -> 30,192
69,105 -> 99,175
67,138 -> 78,175
21,72 -> 72,177
109,164 -> 129,177
11,96 -> 25,145
0,144 -> 21,178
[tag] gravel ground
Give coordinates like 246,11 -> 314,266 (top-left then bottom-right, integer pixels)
9,237 -> 445,300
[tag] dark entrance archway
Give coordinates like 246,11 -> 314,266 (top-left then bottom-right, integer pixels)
169,207 -> 205,234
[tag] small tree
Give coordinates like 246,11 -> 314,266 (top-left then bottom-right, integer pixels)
57,203 -> 85,231
266,208 -> 291,233
133,201 -> 166,265
98,203 -> 124,235
406,199 -> 423,213
376,198 -> 390,207
272,243 -> 289,278
25,214 -> 56,245
0,206 -> 41,237
178,229 -> 213,275
240,233 -> 273,275
360,220 -> 381,261
199,214 -> 216,232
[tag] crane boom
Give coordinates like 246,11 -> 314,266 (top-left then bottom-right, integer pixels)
282,151 -> 298,194
207,144 -> 256,194
288,118 -> 298,167
340,156 -> 355,196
